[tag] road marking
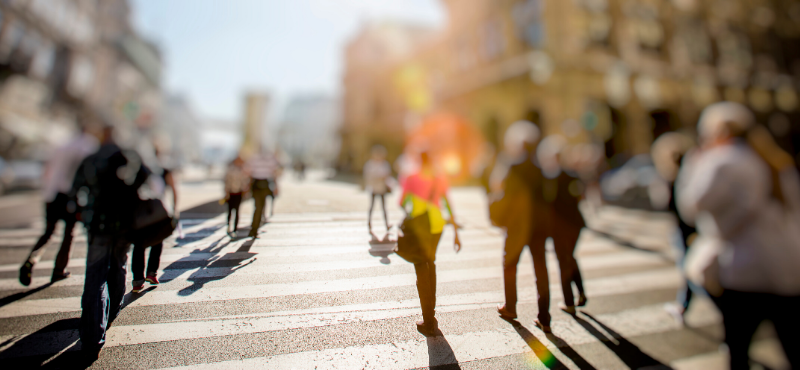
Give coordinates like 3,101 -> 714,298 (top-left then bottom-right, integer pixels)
0,266 -> 679,319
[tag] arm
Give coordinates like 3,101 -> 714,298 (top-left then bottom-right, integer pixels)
441,194 -> 461,252
165,171 -> 178,217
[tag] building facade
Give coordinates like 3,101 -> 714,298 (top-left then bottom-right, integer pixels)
340,0 -> 800,172
0,0 -> 162,160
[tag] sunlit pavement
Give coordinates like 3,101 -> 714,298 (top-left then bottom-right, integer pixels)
0,171 -> 789,369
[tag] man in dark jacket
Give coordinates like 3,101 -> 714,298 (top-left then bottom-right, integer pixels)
490,121 -> 554,332
69,125 -> 150,360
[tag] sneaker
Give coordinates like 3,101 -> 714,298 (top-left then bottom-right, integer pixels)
577,294 -> 588,307
497,304 -> 518,320
559,304 -> 577,315
145,274 -> 160,285
534,319 -> 552,334
132,281 -> 146,293
19,261 -> 33,286
416,319 -> 439,336
51,271 -> 71,283
664,302 -> 686,326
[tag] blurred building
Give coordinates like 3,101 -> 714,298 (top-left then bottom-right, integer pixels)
340,0 -> 800,171
154,94 -> 202,165
338,20 -> 435,172
241,91 -> 269,157
0,0 -> 162,160
278,94 -> 341,168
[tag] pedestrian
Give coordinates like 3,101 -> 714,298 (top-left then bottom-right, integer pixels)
536,135 -> 588,316
489,121 -> 553,332
364,145 -> 392,234
19,126 -> 98,286
398,150 -> 461,336
651,132 -> 699,325
246,149 -> 281,238
676,102 -> 800,370
130,147 -> 178,293
224,155 -> 250,236
68,125 -> 151,361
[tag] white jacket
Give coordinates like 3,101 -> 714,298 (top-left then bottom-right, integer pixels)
677,141 -> 800,296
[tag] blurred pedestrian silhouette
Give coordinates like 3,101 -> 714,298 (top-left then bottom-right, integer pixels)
490,122 -> 587,334
246,149 -> 280,238
364,145 -> 393,235
489,120 -> 552,332
68,125 -> 151,362
224,155 -> 250,236
131,145 -> 178,294
294,159 -> 306,181
537,135 -> 588,315
677,102 -> 800,370
19,123 -> 98,286
651,132 -> 699,325
396,150 -> 461,336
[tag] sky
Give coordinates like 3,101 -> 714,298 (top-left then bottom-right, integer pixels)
131,0 -> 444,123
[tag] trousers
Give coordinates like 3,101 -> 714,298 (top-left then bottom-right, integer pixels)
79,234 -> 130,350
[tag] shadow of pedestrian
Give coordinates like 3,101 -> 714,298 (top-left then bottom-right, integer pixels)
0,317 -> 89,369
426,334 -> 462,369
573,311 -> 672,369
368,231 -> 395,265
500,317 -> 569,369
177,252 -> 256,296
544,332 -> 598,370
0,282 -> 53,308
174,225 -> 224,246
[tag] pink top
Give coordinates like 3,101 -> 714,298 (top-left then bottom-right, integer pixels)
401,173 -> 449,208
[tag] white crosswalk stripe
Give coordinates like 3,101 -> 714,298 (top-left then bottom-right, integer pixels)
0,185 -> 760,369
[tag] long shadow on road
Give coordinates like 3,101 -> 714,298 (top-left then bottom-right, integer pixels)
573,311 -> 672,370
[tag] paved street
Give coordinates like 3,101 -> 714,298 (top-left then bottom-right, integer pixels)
0,172 -> 789,369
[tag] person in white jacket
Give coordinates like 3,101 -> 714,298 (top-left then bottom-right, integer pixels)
676,101 -> 800,370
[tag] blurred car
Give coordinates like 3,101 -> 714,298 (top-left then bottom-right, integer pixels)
600,154 -> 669,210
0,159 -> 44,193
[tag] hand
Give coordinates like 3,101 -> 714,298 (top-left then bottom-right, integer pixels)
453,234 -> 462,253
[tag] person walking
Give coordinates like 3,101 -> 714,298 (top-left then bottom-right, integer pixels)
246,150 -> 280,238
399,151 -> 461,336
19,127 -> 98,286
68,125 -> 151,361
489,121 -> 553,332
364,145 -> 392,233
677,102 -> 800,370
651,132 -> 699,325
537,135 -> 588,316
224,155 -> 250,236
130,149 -> 178,294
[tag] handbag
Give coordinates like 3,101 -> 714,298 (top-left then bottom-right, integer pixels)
395,182 -> 442,263
131,198 -> 176,247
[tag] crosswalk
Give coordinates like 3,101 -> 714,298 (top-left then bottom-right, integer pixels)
0,184 -> 787,369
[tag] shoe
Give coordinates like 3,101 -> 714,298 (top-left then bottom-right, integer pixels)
416,319 -> 439,336
132,281 -> 146,293
534,319 -> 552,334
145,274 -> 160,285
664,302 -> 686,326
82,345 -> 102,363
559,304 -> 577,315
51,271 -> 71,283
19,261 -> 33,286
497,304 -> 518,319
577,294 -> 588,307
